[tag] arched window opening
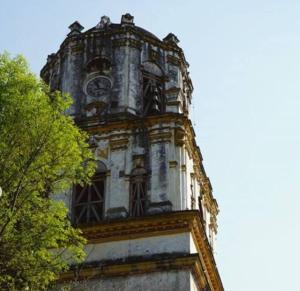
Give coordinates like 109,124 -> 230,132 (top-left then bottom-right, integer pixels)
73,162 -> 107,225
142,62 -> 165,116
86,57 -> 111,73
129,167 -> 147,217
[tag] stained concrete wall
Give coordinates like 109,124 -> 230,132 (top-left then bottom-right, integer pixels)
84,233 -> 196,263
57,270 -> 199,291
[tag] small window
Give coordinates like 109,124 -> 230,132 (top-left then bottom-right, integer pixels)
129,168 -> 147,217
73,162 -> 107,225
143,77 -> 164,115
142,62 -> 165,116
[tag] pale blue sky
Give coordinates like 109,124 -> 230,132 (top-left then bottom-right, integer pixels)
1,1 -> 299,290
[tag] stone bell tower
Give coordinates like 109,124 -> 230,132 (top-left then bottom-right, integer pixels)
41,14 -> 223,291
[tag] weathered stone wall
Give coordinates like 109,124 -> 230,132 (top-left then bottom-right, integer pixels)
57,270 -> 199,291
84,233 -> 196,263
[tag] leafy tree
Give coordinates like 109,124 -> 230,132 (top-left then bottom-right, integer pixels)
0,53 -> 95,290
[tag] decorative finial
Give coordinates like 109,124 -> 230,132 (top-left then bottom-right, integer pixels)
47,53 -> 55,63
163,33 -> 180,44
96,16 -> 111,29
121,13 -> 134,25
68,21 -> 84,36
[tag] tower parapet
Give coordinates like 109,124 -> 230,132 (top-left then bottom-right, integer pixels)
42,14 -> 223,291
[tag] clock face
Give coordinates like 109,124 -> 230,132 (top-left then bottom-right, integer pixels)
86,76 -> 111,97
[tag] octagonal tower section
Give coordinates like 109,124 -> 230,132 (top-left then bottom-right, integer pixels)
41,13 -> 223,291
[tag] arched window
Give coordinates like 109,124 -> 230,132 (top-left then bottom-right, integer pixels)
142,62 -> 165,116
85,57 -> 111,73
129,167 -> 147,217
73,162 -> 107,225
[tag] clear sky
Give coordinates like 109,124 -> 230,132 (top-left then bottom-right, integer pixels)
1,1 -> 299,290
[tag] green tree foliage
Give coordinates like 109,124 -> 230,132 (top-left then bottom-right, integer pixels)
0,53 -> 95,290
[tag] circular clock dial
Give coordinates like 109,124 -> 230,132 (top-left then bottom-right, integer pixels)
86,77 -> 111,97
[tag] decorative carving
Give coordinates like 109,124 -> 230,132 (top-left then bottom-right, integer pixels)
68,21 -> 84,36
96,16 -> 111,30
121,13 -> 134,25
163,33 -> 180,44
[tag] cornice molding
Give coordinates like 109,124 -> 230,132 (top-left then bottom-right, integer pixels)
149,131 -> 172,144
109,138 -> 128,151
167,54 -> 181,66
40,26 -> 190,82
59,254 -> 208,290
112,38 -> 142,50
